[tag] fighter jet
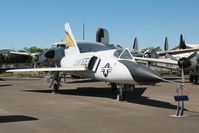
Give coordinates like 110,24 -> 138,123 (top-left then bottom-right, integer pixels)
7,23 -> 175,101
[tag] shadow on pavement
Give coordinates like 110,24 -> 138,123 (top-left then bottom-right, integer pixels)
0,115 -> 38,123
23,87 -> 177,110
0,84 -> 12,87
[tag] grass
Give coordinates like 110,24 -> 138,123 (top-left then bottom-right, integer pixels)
0,72 -> 46,78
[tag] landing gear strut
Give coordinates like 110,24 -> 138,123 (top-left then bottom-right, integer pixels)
49,72 -> 61,94
189,74 -> 193,83
116,84 -> 125,101
53,83 -> 59,93
110,83 -> 117,91
190,74 -> 199,84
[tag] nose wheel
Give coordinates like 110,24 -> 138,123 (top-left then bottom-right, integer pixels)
189,74 -> 199,84
189,75 -> 193,83
194,75 -> 198,84
53,83 -> 59,93
116,84 -> 125,101
49,72 -> 61,94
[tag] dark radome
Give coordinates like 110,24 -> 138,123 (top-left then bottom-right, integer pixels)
119,60 -> 164,84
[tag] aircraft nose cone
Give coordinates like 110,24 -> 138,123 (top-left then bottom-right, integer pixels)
133,64 -> 163,84
119,60 -> 164,84
45,49 -> 55,59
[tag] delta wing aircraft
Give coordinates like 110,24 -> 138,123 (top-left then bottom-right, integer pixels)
7,23 -> 176,100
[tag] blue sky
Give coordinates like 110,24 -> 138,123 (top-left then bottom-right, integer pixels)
0,0 -> 199,50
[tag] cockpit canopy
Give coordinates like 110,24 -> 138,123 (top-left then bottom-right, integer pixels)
113,48 -> 133,59
52,43 -> 66,48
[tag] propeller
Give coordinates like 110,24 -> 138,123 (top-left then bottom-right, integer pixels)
178,51 -> 197,69
165,53 -> 178,61
166,51 -> 197,68
166,51 -> 197,83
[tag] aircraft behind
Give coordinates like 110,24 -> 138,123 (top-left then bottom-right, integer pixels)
34,28 -> 116,67
143,35 -> 199,84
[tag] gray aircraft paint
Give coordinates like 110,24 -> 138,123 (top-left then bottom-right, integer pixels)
119,60 -> 164,84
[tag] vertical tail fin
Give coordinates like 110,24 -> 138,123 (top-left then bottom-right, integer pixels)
179,34 -> 187,49
133,37 -> 138,51
164,37 -> 169,51
96,28 -> 109,45
65,23 -> 80,54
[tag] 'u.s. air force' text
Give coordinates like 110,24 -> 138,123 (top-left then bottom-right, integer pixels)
73,57 -> 90,67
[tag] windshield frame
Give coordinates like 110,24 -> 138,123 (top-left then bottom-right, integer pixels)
113,48 -> 134,60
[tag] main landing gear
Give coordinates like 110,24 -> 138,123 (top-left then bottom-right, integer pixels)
49,72 -> 61,94
189,74 -> 199,84
114,84 -> 135,101
53,83 -> 59,93
117,84 -> 125,101
110,83 -> 125,101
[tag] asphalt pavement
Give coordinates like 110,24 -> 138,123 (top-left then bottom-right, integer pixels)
0,77 -> 199,133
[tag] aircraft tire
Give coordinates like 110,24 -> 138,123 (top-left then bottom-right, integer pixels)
71,75 -> 81,79
117,94 -> 125,101
189,74 -> 193,83
53,83 -> 59,93
194,75 -> 198,84
110,83 -> 117,91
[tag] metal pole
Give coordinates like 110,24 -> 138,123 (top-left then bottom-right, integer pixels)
180,83 -> 184,116
83,23 -> 85,40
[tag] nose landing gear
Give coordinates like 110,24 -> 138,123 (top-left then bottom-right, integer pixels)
49,72 -> 61,94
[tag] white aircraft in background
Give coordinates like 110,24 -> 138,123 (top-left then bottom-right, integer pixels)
7,23 -> 177,101
34,27 -> 116,67
151,35 -> 199,84
163,35 -> 199,84
0,49 -> 37,56
1,27 -> 116,69
0,49 -> 37,73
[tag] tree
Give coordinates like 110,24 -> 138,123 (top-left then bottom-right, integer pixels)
154,46 -> 162,52
141,46 -> 162,53
18,46 -> 44,53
